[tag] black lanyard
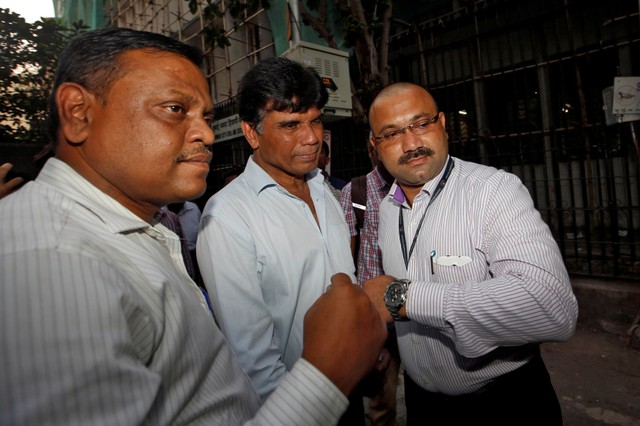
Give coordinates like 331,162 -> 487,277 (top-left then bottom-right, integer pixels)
399,158 -> 455,269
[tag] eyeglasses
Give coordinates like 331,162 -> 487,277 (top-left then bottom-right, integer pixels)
372,113 -> 440,144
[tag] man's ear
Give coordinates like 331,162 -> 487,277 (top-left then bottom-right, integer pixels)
368,136 -> 378,154
241,121 -> 260,150
56,82 -> 94,144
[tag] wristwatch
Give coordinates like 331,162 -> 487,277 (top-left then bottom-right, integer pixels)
384,279 -> 411,322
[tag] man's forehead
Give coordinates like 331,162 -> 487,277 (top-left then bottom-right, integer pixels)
265,106 -> 322,120
117,49 -> 202,76
114,49 -> 211,101
371,91 -> 434,124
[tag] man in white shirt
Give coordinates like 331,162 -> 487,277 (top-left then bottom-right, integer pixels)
0,27 -> 386,426
363,83 -> 579,425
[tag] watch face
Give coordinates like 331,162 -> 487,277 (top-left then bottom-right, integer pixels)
385,282 -> 405,306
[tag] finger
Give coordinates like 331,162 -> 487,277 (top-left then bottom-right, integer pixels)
6,177 -> 24,190
0,163 -> 13,180
330,273 -> 352,286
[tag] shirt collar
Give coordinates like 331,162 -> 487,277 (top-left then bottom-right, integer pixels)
180,201 -> 196,213
242,155 -> 324,196
37,158 -> 153,234
371,166 -> 391,193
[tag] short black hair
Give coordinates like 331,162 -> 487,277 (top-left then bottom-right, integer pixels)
238,57 -> 328,132
48,27 -> 203,145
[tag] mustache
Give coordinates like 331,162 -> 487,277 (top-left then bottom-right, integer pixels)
176,147 -> 213,163
398,146 -> 434,164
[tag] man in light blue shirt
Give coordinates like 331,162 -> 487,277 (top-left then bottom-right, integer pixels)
198,57 -> 357,403
172,200 -> 201,252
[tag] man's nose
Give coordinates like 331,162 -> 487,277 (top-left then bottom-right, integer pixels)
400,128 -> 424,152
300,122 -> 322,144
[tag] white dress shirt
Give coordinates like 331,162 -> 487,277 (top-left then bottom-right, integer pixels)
378,156 -> 578,395
198,155 -> 356,401
0,158 -> 348,425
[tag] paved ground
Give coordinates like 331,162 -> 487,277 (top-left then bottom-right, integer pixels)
543,324 -> 640,425
365,324 -> 640,425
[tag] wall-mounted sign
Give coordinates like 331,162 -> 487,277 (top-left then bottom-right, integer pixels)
612,77 -> 640,115
212,114 -> 242,143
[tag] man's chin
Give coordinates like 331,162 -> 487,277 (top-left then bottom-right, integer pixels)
398,174 -> 431,188
296,163 -> 318,176
401,182 -> 427,190
174,183 -> 207,203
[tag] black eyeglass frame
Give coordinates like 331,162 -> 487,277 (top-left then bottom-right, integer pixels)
372,112 -> 441,144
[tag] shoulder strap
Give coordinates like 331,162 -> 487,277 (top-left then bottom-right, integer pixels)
351,175 -> 368,231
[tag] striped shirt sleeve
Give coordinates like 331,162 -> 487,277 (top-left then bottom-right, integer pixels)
248,358 -> 348,425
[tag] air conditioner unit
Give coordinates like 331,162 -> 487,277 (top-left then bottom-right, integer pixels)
282,41 -> 352,120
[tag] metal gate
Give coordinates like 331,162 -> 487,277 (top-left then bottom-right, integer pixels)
383,0 -> 640,280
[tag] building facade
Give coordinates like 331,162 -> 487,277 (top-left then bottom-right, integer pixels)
383,0 -> 639,279
95,0 -> 639,280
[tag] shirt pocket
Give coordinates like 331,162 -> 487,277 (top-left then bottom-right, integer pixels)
432,252 -> 489,284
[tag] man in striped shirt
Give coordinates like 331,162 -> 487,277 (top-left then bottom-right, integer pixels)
0,27 -> 386,425
363,83 -> 579,425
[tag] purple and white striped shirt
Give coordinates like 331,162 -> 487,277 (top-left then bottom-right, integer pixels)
378,156 -> 578,395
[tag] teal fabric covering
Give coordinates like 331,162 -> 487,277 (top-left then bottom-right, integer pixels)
61,0 -> 104,29
267,0 -> 346,55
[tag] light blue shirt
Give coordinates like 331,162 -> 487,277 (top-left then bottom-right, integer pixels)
378,157 -> 578,395
177,201 -> 201,251
198,156 -> 356,401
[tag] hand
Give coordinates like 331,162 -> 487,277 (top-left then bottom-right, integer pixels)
363,275 -> 396,324
0,163 -> 24,199
302,273 -> 387,396
352,347 -> 391,398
